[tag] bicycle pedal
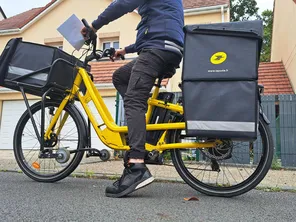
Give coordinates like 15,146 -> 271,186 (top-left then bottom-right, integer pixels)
211,159 -> 220,172
86,149 -> 101,158
144,150 -> 164,165
147,150 -> 160,160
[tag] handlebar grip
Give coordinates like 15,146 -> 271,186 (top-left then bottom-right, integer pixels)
120,54 -> 125,60
82,19 -> 91,29
86,52 -> 100,62
85,54 -> 95,62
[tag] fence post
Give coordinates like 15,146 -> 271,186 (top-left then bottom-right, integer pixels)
279,94 -> 296,167
260,95 -> 277,147
250,95 -> 276,164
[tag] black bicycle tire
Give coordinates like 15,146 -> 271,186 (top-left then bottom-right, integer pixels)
13,101 -> 86,183
170,116 -> 274,197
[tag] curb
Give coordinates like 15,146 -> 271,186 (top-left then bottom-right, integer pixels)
2,169 -> 296,193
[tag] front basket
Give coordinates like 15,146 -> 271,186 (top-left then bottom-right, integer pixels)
0,38 -> 90,97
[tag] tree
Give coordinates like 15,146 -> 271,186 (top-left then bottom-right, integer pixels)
260,10 -> 273,62
230,0 -> 260,21
230,1 -> 274,62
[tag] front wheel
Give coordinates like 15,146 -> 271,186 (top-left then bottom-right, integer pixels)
13,101 -> 86,183
170,116 -> 274,197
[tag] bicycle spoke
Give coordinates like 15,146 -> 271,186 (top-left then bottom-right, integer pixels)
17,103 -> 82,177
174,122 -> 270,190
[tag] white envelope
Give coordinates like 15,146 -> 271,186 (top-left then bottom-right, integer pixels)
57,14 -> 85,51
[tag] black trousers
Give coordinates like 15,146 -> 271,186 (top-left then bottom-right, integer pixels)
112,49 -> 181,159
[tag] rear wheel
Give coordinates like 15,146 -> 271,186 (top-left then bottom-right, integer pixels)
170,116 -> 274,197
13,101 -> 86,183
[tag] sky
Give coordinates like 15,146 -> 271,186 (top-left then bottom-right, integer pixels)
0,0 -> 274,18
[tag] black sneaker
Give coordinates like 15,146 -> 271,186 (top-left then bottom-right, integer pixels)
105,163 -> 154,198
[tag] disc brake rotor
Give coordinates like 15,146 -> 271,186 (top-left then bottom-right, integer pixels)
201,140 -> 233,160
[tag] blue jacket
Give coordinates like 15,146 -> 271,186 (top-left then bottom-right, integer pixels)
92,0 -> 184,57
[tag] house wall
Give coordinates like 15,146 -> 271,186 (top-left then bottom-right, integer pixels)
271,0 -> 296,90
0,0 -> 229,95
0,0 -> 140,58
0,0 -> 138,114
185,11 -> 226,25
170,10 -> 230,92
0,0 -> 230,114
0,0 -> 230,150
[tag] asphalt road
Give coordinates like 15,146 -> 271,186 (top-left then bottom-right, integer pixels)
0,172 -> 295,222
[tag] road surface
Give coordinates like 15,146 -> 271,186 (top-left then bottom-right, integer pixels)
0,172 -> 295,221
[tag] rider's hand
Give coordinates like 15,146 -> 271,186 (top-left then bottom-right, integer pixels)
113,48 -> 126,60
81,27 -> 88,39
81,25 -> 97,40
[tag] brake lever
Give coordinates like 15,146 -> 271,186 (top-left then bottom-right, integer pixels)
119,54 -> 125,60
85,39 -> 92,46
109,55 -> 125,62
109,56 -> 115,62
101,48 -> 114,62
108,48 -> 124,62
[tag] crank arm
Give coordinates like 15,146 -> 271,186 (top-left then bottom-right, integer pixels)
70,148 -> 103,158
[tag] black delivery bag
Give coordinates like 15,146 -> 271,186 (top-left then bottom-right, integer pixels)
181,20 -> 263,141
0,38 -> 89,97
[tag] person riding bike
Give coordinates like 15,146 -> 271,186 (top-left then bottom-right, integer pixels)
81,0 -> 184,198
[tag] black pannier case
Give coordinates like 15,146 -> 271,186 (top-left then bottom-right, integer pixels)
182,20 -> 263,141
0,38 -> 90,97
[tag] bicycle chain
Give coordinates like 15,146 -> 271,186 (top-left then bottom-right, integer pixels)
78,159 -> 176,167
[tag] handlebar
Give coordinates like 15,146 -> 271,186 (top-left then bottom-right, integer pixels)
81,19 -> 96,46
81,18 -> 125,65
85,48 -> 125,62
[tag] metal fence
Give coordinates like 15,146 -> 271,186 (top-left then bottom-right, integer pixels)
278,95 -> 296,167
116,92 -> 296,168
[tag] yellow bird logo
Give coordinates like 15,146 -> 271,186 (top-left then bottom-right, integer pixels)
210,52 -> 227,65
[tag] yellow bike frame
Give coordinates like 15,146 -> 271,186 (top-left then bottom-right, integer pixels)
44,66 -> 215,152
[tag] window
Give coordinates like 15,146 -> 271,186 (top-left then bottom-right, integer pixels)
113,41 -> 119,49
103,42 -> 111,50
102,41 -> 120,50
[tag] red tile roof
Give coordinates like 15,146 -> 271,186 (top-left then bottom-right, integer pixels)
90,61 -> 293,94
258,62 -> 294,95
183,0 -> 229,9
90,60 -> 169,87
0,0 -> 56,30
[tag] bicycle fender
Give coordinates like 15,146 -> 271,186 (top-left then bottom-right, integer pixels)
260,108 -> 270,125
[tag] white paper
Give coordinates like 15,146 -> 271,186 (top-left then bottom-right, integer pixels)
57,14 -> 85,51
